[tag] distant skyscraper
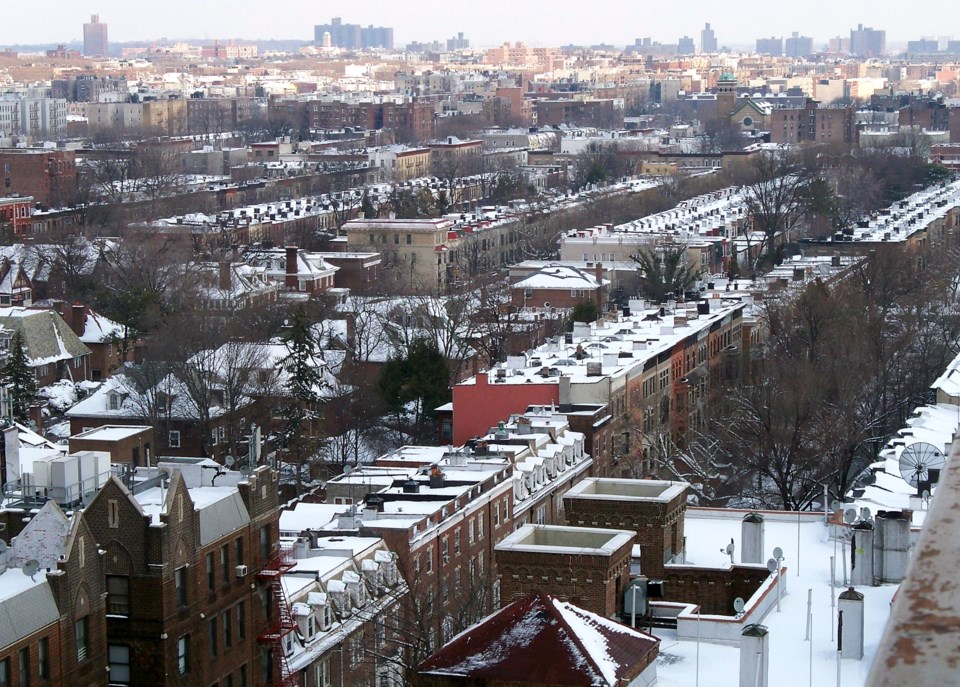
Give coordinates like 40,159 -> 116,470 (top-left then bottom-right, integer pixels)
756,37 -> 783,56
313,17 -> 393,50
849,24 -> 886,57
701,23 -> 718,53
678,36 -> 695,55
83,14 -> 108,56
447,32 -> 470,51
785,32 -> 814,57
906,39 -> 940,54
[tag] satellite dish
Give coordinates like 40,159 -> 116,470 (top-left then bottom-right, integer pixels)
343,464 -> 353,475
773,546 -> 784,560
22,560 -> 40,580
843,508 -> 857,524
724,538 -> 736,555
224,454 -> 235,468
859,507 -> 871,521
0,539 -> 7,553
733,597 -> 746,614
898,441 -> 946,493
766,558 -> 778,573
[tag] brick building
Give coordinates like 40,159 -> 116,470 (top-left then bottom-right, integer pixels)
0,500 -> 108,687
535,98 -> 623,128
563,478 -> 688,578
414,592 -> 659,687
0,149 -> 77,206
511,263 -> 609,311
273,99 -> 435,142
495,523 -> 635,617
82,464 -> 281,686
769,100 -> 857,145
0,196 -> 32,239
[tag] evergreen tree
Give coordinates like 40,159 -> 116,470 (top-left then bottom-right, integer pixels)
377,337 -> 450,443
2,331 -> 36,423
280,307 -> 327,487
361,190 -> 377,219
631,246 -> 701,304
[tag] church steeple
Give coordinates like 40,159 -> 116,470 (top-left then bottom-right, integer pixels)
716,72 -> 738,118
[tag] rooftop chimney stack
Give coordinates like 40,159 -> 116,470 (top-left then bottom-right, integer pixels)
741,512 -> 764,564
739,624 -> 769,687
70,303 -> 86,337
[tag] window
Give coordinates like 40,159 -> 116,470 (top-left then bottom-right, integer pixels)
175,566 -> 187,607
17,648 -> 27,687
314,658 -> 331,687
426,546 -> 433,573
108,645 -> 131,685
454,530 -> 461,555
0,659 -> 8,687
177,635 -> 189,675
441,536 -> 449,560
235,537 -> 244,566
221,609 -> 232,648
108,499 -> 120,528
75,616 -> 89,662
211,429 -> 218,446
206,552 -> 215,592
38,637 -> 48,680
209,617 -> 218,658
168,430 -> 181,448
468,518 -> 475,544
221,545 -> 230,585
107,575 -> 130,616
349,631 -> 364,667
477,512 -> 484,539
237,602 -> 246,639
260,525 -> 271,559
493,502 -> 500,527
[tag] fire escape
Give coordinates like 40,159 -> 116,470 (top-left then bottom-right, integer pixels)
257,545 -> 298,687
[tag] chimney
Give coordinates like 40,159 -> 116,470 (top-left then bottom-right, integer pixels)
739,624 -> 769,687
285,246 -> 298,276
838,588 -> 865,660
850,520 -> 874,586
218,262 -> 231,292
70,304 -> 86,337
595,262 -> 604,311
741,512 -> 764,564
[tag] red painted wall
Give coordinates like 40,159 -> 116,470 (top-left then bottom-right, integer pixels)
452,373 -> 559,444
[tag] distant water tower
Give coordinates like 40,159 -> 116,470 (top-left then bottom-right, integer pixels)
322,31 -> 332,48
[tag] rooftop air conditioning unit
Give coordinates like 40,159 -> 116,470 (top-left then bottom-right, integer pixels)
236,564 -> 249,578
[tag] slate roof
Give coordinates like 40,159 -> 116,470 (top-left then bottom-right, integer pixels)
416,591 -> 659,686
0,307 -> 91,366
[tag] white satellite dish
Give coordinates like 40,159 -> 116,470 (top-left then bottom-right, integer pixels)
843,508 -> 857,524
224,454 -> 235,468
773,546 -> 784,560
898,441 -> 946,494
22,559 -> 40,580
0,539 -> 7,554
733,597 -> 746,614
722,538 -> 735,555
859,507 -> 872,521
343,464 -> 353,475
766,558 -> 778,573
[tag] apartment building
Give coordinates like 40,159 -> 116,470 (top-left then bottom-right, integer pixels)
450,297 -> 749,474
82,463 -> 281,686
0,149 -> 77,206
0,501 -> 108,687
344,217 -> 460,291
769,99 -> 857,145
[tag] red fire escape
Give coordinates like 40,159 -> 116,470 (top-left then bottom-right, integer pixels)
257,545 -> 298,687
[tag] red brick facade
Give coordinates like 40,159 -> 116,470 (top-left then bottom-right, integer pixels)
0,150 -> 77,206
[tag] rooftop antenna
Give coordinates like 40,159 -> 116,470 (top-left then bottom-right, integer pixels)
898,441 -> 945,496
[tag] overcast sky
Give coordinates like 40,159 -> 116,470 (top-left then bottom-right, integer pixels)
1,1 -> 952,48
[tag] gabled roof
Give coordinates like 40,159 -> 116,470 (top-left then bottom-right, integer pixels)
0,306 -> 91,366
416,592 -> 659,686
514,264 -> 608,291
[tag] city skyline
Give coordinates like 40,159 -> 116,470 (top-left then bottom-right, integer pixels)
0,0 -> 954,49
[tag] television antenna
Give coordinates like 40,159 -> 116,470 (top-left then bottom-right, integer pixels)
898,442 -> 945,496
22,559 -> 40,581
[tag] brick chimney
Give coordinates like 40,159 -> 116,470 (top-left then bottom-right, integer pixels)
70,303 -> 86,337
285,246 -> 298,289
218,261 -> 232,291
594,262 -> 604,311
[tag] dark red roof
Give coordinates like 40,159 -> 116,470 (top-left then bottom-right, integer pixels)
416,591 -> 659,686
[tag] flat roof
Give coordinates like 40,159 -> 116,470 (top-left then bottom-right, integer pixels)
496,524 -> 634,556
564,478 -> 689,503
70,425 -> 152,442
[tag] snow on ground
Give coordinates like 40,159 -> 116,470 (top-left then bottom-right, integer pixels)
653,510 -> 898,687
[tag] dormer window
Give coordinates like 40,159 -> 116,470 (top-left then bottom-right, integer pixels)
108,392 -> 121,411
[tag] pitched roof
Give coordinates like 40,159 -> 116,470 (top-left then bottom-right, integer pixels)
0,306 -> 91,366
416,592 -> 659,686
